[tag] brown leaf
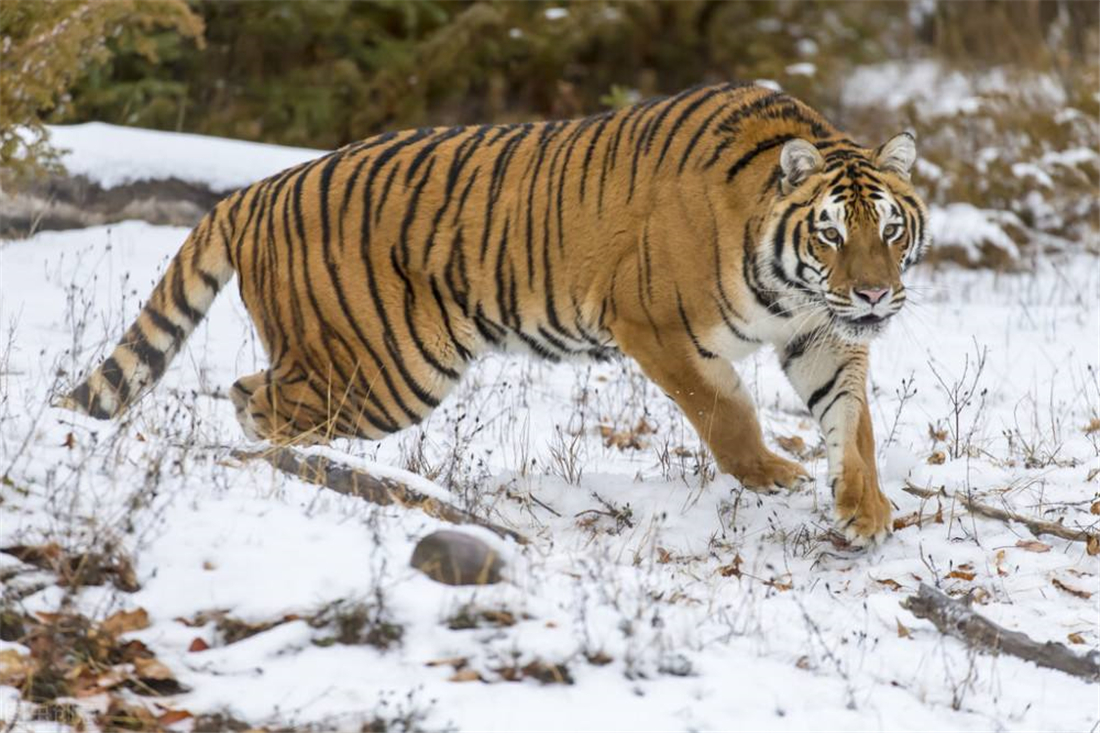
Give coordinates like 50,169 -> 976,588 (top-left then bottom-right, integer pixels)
1015,539 -> 1051,553
1084,418 -> 1100,434
1091,501 -> 1100,515
927,451 -> 946,465
718,553 -> 743,578
994,549 -> 1008,576
892,512 -> 921,531
1068,632 -> 1086,645
62,432 -> 76,449
795,655 -> 813,670
133,656 -> 174,681
586,651 -> 613,666
187,637 -> 209,653
776,435 -> 807,459
1,542 -> 63,569
1089,536 -> 1100,556
656,547 -> 672,564
896,618 -> 912,639
947,570 -> 976,581
157,709 -> 193,726
928,424 -> 948,442
766,575 -> 793,591
874,577 -> 902,591
1052,578 -> 1093,600
102,607 -> 150,637
933,504 -> 944,524
448,668 -> 483,682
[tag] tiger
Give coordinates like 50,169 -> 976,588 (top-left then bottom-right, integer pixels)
62,82 -> 929,547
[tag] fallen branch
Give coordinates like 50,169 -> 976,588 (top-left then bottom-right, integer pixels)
232,447 -> 527,545
903,480 -> 1100,547
901,583 -> 1100,681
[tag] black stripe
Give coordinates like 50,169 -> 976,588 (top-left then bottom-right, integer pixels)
677,105 -> 725,174
676,293 -> 717,360
100,356 -> 130,404
127,326 -> 167,378
170,266 -> 203,324
807,362 -> 848,414
655,86 -> 726,172
726,134 -> 795,184
819,390 -> 850,421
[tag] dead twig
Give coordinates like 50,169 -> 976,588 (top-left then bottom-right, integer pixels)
901,583 -> 1100,681
903,480 -> 1099,546
232,447 -> 527,545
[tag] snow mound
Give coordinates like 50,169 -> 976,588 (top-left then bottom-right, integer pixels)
46,122 -> 325,190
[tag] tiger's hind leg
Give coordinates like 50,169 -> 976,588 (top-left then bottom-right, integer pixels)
230,364 -> 335,444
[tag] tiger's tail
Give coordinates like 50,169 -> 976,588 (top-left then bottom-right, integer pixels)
60,209 -> 236,419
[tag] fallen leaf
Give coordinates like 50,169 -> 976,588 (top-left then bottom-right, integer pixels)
133,656 -> 175,681
656,547 -> 672,564
896,618 -> 912,639
874,577 -> 902,591
718,553 -> 743,578
927,451 -> 946,465
928,424 -> 947,442
1091,501 -> 1100,515
1068,632 -> 1086,645
994,549 -> 1008,576
1015,539 -> 1051,553
1089,536 -> 1100,557
947,570 -> 975,581
62,432 -> 76,449
157,709 -> 193,726
0,649 -> 30,686
892,512 -> 921,531
1052,578 -> 1092,600
426,656 -> 467,668
448,668 -> 483,682
776,435 -> 807,459
586,651 -> 613,666
187,637 -> 209,653
795,655 -> 813,670
933,504 -> 944,524
102,607 -> 150,636
766,575 -> 793,591
1084,418 -> 1100,434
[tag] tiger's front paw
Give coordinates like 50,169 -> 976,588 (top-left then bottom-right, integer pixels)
832,458 -> 892,548
720,449 -> 810,494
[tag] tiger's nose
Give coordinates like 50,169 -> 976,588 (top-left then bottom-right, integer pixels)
853,287 -> 890,305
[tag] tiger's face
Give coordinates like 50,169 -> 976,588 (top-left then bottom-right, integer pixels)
766,132 -> 930,343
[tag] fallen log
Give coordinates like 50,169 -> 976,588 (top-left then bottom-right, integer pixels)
903,480 -> 1100,548
901,583 -> 1100,681
232,447 -> 527,545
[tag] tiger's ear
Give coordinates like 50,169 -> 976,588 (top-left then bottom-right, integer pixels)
875,131 -> 917,179
779,138 -> 824,194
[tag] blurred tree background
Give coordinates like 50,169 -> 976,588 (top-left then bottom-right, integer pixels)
2,0 -> 1097,261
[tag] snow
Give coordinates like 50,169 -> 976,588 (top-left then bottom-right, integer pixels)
785,62 -> 816,77
929,203 -> 1022,262
45,122 -> 325,190
841,61 -> 1067,118
2,128 -> 1099,732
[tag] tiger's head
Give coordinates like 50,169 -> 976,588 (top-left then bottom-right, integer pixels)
763,132 -> 930,343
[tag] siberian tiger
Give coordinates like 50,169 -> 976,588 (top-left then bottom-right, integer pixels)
63,83 -> 929,547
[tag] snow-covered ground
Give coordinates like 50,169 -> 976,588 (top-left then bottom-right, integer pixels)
1,127 -> 1098,732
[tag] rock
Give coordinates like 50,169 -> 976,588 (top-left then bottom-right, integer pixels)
410,530 -> 504,585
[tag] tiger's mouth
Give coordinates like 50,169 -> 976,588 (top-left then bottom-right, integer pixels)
829,311 -> 891,343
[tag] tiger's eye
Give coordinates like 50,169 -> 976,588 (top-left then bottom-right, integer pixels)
883,223 -> 901,240
821,227 -> 841,244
